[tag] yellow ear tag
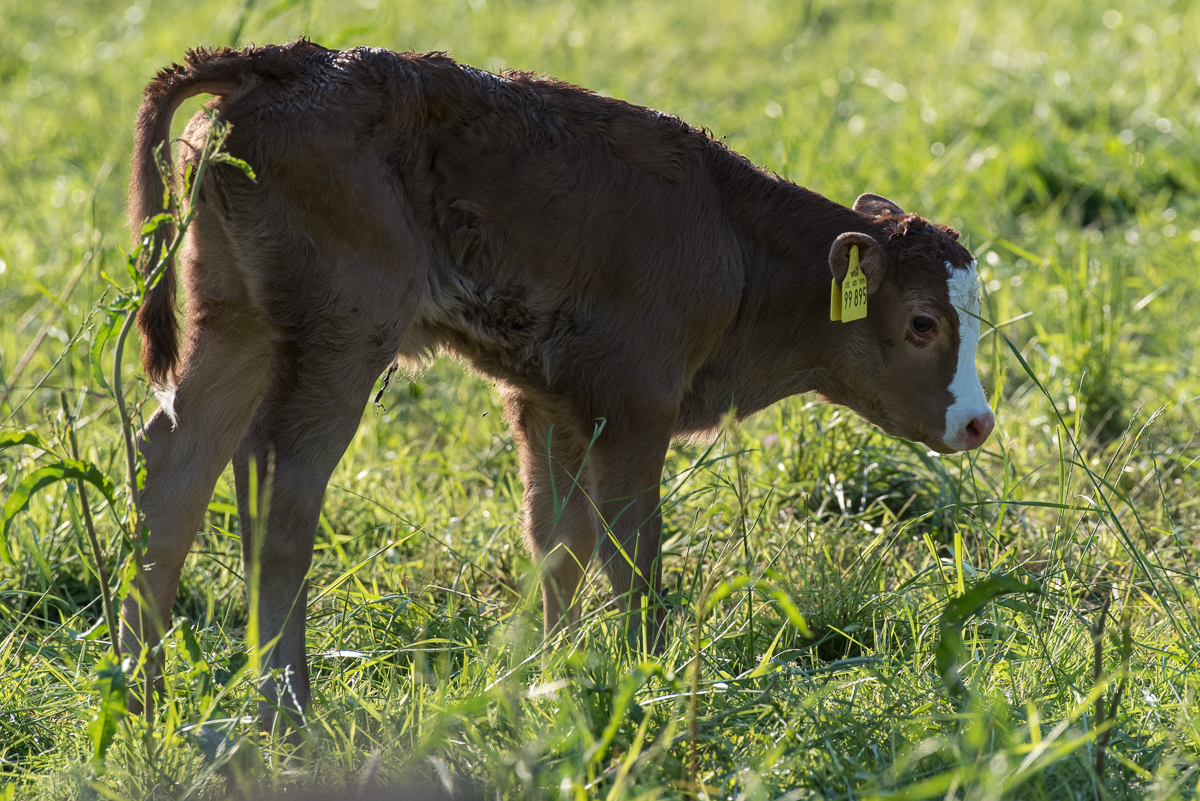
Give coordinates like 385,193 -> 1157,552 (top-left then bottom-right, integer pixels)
834,245 -> 868,323
830,265 -> 844,321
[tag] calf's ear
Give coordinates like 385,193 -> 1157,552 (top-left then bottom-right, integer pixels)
829,232 -> 886,294
853,193 -> 905,218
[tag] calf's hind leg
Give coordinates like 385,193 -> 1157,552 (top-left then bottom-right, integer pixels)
118,311 -> 272,698
233,343 -> 398,730
588,398 -> 676,650
226,143 -> 428,729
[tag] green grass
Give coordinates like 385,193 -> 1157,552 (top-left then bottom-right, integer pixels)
3,0 -> 1200,798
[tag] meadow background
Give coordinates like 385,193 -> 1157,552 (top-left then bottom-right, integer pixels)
2,0 -> 1199,798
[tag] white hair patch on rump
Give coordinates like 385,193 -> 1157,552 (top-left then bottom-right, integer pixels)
943,259 -> 991,449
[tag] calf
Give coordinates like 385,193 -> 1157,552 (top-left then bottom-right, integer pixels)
120,39 -> 993,725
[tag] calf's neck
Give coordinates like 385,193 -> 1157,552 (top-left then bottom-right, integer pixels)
121,39 -> 994,725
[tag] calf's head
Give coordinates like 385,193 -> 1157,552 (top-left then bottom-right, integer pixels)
825,194 -> 994,454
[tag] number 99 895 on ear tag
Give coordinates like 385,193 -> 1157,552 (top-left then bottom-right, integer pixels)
830,244 -> 868,323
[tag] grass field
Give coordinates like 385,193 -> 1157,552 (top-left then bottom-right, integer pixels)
3,0 -> 1200,798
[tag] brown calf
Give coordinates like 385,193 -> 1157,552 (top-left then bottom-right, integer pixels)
120,39 -> 993,725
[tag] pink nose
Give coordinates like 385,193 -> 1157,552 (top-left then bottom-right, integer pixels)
963,411 -> 995,449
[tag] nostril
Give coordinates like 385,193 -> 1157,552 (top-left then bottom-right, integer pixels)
965,412 -> 995,446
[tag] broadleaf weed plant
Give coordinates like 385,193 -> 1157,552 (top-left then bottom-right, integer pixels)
1,109 -> 255,770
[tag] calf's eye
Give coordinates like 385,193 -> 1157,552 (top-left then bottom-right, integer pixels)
913,316 -> 936,334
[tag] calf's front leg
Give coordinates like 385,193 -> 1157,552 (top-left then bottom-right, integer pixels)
511,399 -> 599,638
589,419 -> 674,650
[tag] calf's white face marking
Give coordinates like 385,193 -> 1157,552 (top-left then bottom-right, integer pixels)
942,259 -> 991,450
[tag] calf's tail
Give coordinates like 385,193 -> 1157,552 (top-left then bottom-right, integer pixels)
129,39 -> 325,386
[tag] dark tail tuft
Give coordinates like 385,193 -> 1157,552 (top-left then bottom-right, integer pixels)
136,269 -> 180,388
